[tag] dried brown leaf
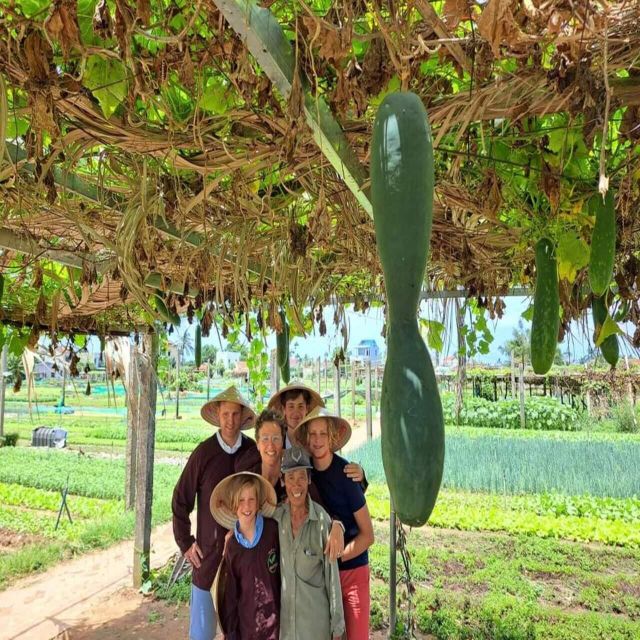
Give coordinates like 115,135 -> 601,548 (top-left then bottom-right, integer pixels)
44,0 -> 81,60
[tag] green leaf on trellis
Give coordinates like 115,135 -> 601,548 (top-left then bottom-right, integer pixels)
419,318 -> 445,353
198,77 -> 229,115
556,232 -> 589,283
595,314 -> 622,347
84,55 -> 128,119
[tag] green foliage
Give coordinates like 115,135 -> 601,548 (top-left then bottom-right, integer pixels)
611,403 -> 639,434
84,55 -> 128,119
0,448 -> 181,500
0,432 -> 18,447
441,394 -> 580,431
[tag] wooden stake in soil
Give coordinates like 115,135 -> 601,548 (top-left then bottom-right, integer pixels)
131,332 -> 158,588
365,358 -> 372,441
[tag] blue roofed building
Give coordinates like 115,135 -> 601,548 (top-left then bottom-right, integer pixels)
352,339 -> 381,364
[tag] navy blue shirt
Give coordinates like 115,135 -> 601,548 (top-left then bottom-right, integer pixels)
311,454 -> 368,570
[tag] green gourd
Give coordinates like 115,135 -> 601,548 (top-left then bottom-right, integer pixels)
0,274 -> 4,305
195,324 -> 202,367
588,191 -> 616,297
276,310 -> 289,369
371,92 -> 444,527
531,238 -> 560,375
592,296 -> 619,368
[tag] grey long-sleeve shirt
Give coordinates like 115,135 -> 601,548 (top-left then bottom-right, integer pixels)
273,498 -> 345,640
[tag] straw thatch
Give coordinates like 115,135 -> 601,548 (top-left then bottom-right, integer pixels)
0,1 -> 639,337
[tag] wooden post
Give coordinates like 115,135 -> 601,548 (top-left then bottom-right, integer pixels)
125,342 -> 137,510
324,359 -> 328,392
206,362 -> 211,400
334,361 -> 341,416
510,354 -> 516,398
132,332 -> 159,588
519,361 -> 526,429
455,299 -> 466,424
373,364 -> 379,404
317,357 -> 321,391
365,358 -> 373,440
0,344 -> 6,438
175,350 -> 181,419
351,361 -> 356,422
61,368 -> 67,406
585,389 -> 592,415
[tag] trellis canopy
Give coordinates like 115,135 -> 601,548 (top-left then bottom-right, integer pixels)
0,0 -> 639,344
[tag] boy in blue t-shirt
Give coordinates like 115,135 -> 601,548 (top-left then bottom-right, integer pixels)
294,407 -> 374,640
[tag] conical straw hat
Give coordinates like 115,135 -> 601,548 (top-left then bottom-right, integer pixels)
209,472 -> 277,530
200,385 -> 256,429
267,382 -> 324,413
293,406 -> 352,453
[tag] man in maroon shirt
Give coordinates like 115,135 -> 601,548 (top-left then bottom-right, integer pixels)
172,386 -> 258,640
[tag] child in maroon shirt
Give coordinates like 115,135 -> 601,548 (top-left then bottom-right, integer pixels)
210,472 -> 280,640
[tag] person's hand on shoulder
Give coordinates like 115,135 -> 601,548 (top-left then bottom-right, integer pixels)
344,462 -> 364,483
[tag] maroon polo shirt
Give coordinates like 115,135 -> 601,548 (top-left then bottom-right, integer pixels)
172,433 -> 256,590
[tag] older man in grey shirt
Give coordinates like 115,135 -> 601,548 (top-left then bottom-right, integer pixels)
273,446 -> 345,640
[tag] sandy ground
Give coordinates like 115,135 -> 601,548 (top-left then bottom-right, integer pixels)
1,419 -> 382,640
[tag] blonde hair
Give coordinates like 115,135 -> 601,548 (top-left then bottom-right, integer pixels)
299,417 -> 340,451
227,475 -> 273,513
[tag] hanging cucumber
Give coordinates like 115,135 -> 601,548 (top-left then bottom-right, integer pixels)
531,238 -> 560,375
592,296 -> 619,368
276,309 -> 289,369
280,357 -> 290,384
371,92 -> 444,527
152,293 -> 180,326
279,320 -> 290,383
195,324 -> 202,367
588,191 -> 616,297
0,274 -> 4,305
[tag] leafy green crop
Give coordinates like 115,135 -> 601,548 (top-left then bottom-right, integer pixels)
441,394 -> 580,431
351,432 -> 640,498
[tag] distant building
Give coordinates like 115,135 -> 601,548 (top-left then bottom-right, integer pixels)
352,339 -> 381,364
216,351 -> 241,369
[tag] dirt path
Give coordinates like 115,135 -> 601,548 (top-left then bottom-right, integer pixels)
0,523 -> 179,640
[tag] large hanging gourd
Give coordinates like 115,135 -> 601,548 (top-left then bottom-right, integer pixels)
371,92 -> 445,527
530,238 -> 560,375
588,191 -> 616,298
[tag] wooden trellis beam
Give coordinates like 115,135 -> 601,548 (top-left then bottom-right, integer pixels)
212,0 -> 373,218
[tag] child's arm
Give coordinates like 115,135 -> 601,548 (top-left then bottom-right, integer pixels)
323,522 -> 345,639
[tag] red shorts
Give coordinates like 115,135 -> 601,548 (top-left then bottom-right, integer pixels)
339,565 -> 370,640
